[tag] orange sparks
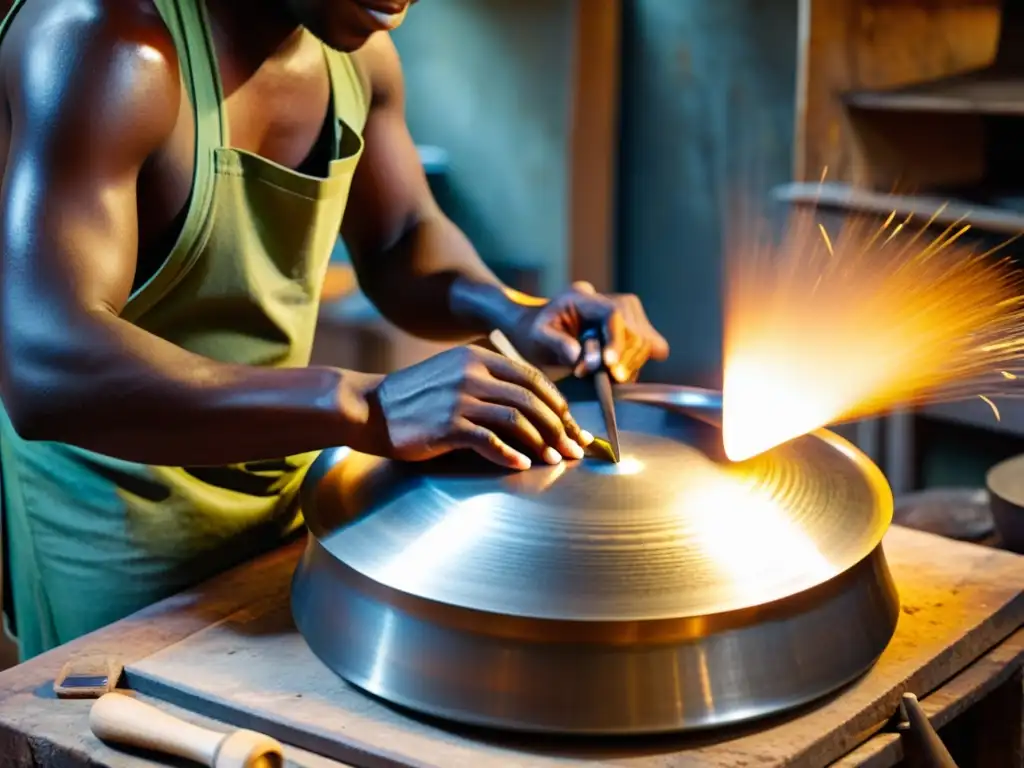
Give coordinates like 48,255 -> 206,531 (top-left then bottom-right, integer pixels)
721,201 -> 1024,462
980,395 -> 1001,421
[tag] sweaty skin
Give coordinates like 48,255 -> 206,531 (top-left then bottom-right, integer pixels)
0,0 -> 668,471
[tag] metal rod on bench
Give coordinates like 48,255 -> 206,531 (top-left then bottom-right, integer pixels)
899,693 -> 959,768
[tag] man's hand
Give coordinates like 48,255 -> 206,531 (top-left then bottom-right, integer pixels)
504,282 -> 670,383
364,347 -> 593,471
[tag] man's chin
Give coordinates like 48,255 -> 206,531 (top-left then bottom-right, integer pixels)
286,0 -> 410,52
319,31 -> 375,53
312,20 -> 379,53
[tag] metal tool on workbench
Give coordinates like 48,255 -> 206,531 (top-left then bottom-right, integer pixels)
578,326 -> 619,462
90,692 -> 284,768
898,693 -> 959,768
53,656 -> 123,699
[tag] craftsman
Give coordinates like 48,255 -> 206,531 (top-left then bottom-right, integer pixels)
0,0 -> 669,661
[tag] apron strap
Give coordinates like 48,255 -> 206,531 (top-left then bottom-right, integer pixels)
123,0 -> 225,321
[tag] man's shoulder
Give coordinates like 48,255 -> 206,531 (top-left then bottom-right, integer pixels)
2,0 -> 180,146
3,0 -> 179,105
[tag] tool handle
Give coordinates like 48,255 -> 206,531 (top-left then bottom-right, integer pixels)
487,330 -> 528,365
578,325 -> 603,351
578,326 -> 606,375
90,692 -> 225,766
900,693 -> 959,768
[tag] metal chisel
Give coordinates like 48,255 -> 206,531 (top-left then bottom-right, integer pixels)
580,327 -> 620,463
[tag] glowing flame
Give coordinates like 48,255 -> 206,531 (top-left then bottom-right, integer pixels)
722,194 -> 1024,462
722,356 -> 851,462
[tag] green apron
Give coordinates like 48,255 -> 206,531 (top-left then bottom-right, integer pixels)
0,0 -> 368,660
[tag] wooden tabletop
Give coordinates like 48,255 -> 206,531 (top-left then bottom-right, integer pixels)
0,541 -> 350,768
1,528 -> 1023,768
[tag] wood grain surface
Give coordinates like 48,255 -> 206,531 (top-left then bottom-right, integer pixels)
124,527 -> 1024,767
2,526 -> 1022,767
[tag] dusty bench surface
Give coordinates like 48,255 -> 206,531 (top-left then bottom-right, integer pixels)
0,543 -> 348,768
1,526 -> 1023,768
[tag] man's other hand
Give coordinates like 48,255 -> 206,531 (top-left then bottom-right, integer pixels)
506,282 -> 670,382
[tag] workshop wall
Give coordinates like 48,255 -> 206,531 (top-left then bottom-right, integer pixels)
391,0 -> 575,297
389,0 -> 801,385
618,0 -> 799,387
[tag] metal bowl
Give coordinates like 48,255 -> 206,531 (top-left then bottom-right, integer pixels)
292,386 -> 899,735
987,453 -> 1024,553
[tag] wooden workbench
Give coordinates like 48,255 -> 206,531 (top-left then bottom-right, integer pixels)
0,526 -> 1022,768
0,542 -> 348,768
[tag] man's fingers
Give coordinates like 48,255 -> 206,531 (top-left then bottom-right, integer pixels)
466,401 -> 555,462
467,379 -> 584,460
568,296 -> 628,371
649,331 -> 670,360
580,296 -> 669,378
601,310 -> 628,368
484,404 -> 570,465
478,350 -> 567,411
533,326 -> 582,368
451,419 -> 532,470
614,334 -> 652,382
571,280 -> 596,295
621,295 -> 670,360
476,350 -> 589,445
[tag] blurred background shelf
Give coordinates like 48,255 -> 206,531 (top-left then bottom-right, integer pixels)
787,0 -> 1024,494
844,68 -> 1024,117
773,181 -> 1024,235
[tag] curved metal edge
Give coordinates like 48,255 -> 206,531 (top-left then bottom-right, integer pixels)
611,384 -> 894,568
302,446 -> 352,509
614,385 -> 894,548
614,383 -> 723,411
292,536 -> 901,735
813,426 -> 895,532
299,387 -> 895,611
805,430 -> 895,588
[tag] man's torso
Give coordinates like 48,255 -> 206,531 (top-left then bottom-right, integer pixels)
0,0 -> 373,658
0,0 -> 365,291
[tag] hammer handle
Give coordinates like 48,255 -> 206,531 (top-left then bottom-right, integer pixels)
90,692 -> 224,766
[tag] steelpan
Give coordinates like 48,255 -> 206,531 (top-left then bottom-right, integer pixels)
292,385 -> 899,735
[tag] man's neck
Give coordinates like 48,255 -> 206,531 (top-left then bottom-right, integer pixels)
203,0 -> 306,78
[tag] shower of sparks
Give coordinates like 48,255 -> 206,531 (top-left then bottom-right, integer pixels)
980,395 -> 1001,421
721,187 -> 1024,462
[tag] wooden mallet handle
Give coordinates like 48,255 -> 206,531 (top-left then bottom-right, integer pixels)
90,692 -> 283,768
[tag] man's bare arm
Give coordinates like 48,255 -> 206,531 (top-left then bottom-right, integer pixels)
342,34 -> 537,344
0,4 -> 379,465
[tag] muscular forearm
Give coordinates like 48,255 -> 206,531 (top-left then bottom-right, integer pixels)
2,310 -> 382,466
354,213 -> 544,341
